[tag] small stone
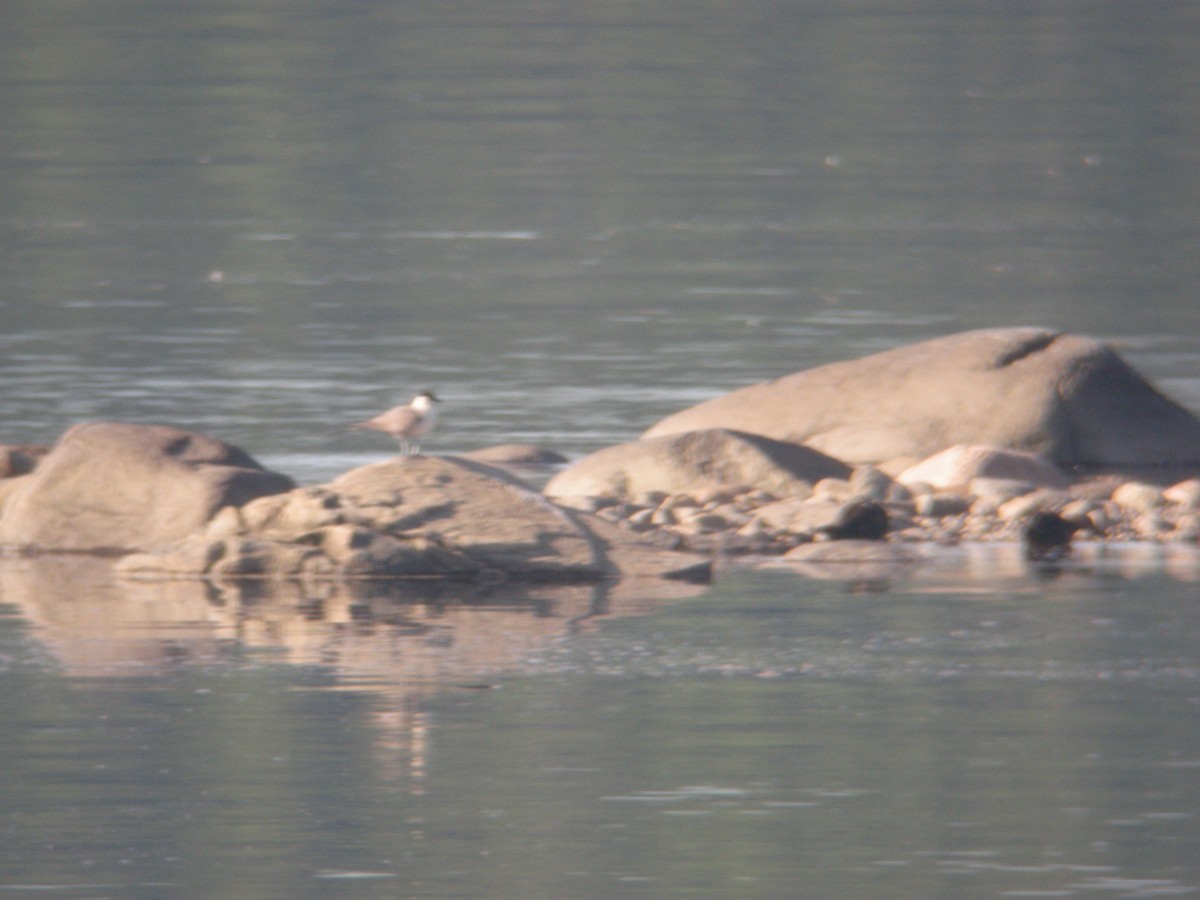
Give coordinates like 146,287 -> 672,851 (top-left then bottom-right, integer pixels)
915,492 -> 970,518
1164,479 -> 1200,510
676,511 -> 728,534
1068,476 -> 1124,502
813,477 -> 853,501
597,503 -> 635,523
710,503 -> 750,527
694,485 -> 746,505
633,490 -> 669,508
738,518 -> 769,538
1059,498 -> 1098,522
904,480 -> 935,498
968,477 -> 1036,505
1112,481 -> 1165,514
1173,513 -> 1200,541
664,494 -> 700,511
626,509 -> 656,532
1132,513 -> 1169,539
650,506 -> 676,527
849,465 -> 893,501
997,489 -> 1071,522
742,488 -> 779,507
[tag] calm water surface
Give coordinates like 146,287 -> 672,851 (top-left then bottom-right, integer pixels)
2,548 -> 1200,897
3,1 -> 1200,896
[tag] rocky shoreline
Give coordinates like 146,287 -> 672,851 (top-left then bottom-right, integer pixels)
553,463 -> 1200,559
2,327 -> 1199,584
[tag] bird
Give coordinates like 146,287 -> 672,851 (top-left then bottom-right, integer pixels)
818,499 -> 889,541
350,390 -> 440,455
1023,510 -> 1084,562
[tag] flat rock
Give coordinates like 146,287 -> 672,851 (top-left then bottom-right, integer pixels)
0,422 -> 294,552
544,428 -> 850,502
642,328 -> 1200,471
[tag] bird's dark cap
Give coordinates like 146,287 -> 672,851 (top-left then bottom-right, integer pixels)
419,390 -> 441,402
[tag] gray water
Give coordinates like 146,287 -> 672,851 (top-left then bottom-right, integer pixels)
3,2 -> 1200,897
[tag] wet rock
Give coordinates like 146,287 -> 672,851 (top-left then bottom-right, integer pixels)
544,428 -> 850,503
1023,511 -> 1086,561
816,499 -> 889,540
642,328 -> 1200,472
0,423 -> 295,553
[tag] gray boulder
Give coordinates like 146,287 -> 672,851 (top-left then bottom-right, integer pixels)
0,422 -> 294,552
642,328 -> 1200,471
544,428 -> 851,502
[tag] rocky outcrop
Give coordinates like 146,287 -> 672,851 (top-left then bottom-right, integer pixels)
545,428 -> 851,503
0,423 -> 294,553
642,328 -> 1200,472
117,455 -> 711,585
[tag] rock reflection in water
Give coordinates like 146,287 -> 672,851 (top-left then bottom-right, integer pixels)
1,555 -> 710,798
759,540 -> 1200,594
0,557 -> 709,683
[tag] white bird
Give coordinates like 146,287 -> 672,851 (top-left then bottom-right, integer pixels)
350,390 -> 441,455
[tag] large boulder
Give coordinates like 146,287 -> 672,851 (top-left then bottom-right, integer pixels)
642,328 -> 1200,472
119,454 -> 712,584
0,422 -> 294,552
544,428 -> 851,502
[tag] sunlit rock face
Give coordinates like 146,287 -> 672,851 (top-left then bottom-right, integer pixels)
0,422 -> 294,553
897,445 -> 1070,492
544,428 -> 851,503
642,328 -> 1200,472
